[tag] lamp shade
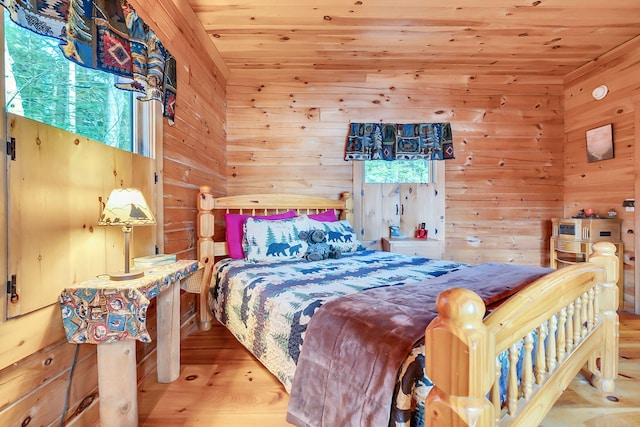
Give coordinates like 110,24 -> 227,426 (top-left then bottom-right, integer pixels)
99,188 -> 156,226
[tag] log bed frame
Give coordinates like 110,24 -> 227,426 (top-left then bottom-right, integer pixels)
195,185 -> 619,427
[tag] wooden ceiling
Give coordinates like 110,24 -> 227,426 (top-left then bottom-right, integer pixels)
185,0 -> 640,75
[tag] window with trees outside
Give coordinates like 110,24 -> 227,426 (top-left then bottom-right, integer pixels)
3,10 -> 152,157
2,11 -> 160,319
364,159 -> 432,184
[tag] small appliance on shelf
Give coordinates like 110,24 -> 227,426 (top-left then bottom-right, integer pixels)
550,217 -> 623,309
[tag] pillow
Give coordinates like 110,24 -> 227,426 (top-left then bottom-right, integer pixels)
307,218 -> 364,253
225,210 -> 296,259
243,215 -> 310,262
307,209 -> 338,222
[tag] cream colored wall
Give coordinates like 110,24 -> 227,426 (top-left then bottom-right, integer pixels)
563,35 -> 640,312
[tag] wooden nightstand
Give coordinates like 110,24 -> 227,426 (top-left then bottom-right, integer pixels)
59,260 -> 201,426
381,237 -> 443,259
550,218 -> 624,309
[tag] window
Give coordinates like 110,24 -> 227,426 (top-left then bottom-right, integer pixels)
353,160 -> 445,246
364,159 -> 432,184
2,12 -> 160,319
4,11 -> 153,157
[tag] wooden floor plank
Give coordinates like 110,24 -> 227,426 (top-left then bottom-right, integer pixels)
137,312 -> 640,427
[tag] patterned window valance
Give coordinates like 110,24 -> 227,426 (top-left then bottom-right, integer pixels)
1,0 -> 177,124
345,122 -> 454,161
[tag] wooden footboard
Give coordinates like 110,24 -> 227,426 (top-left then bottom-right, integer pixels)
195,185 -> 354,331
424,241 -> 619,427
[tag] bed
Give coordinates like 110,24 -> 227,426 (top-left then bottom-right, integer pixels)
194,185 -> 620,427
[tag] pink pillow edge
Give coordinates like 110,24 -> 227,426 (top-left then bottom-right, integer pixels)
225,210 -> 297,259
307,209 -> 338,222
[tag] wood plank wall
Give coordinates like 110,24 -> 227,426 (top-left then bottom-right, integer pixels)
0,1 -> 228,425
563,36 -> 640,312
131,0 -> 229,260
3,6 -> 637,427
227,70 -> 565,266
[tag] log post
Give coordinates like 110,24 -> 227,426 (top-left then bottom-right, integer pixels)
340,191 -> 354,225
586,241 -> 619,393
425,287 -> 495,427
97,341 -> 138,426
196,185 -> 215,331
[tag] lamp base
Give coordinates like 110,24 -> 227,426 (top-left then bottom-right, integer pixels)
109,270 -> 145,281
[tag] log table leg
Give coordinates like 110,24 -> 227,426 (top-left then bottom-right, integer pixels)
61,260 -> 198,426
156,278 -> 181,382
97,340 -> 138,427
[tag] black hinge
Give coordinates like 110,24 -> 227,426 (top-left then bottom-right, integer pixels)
7,274 -> 18,303
6,137 -> 15,161
154,172 -> 159,184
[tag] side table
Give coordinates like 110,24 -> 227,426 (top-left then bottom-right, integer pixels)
381,237 -> 444,259
59,260 -> 201,427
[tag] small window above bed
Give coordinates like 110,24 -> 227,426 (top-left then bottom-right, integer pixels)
353,161 -> 445,248
364,159 -> 433,184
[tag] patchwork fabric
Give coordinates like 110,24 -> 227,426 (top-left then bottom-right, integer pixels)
95,23 -> 132,76
307,209 -> 338,222
60,260 -> 199,344
345,122 -> 454,161
243,216 -> 309,262
1,0 -> 68,39
307,218 -> 364,253
225,210 -> 297,259
209,250 -> 468,393
1,0 -> 177,123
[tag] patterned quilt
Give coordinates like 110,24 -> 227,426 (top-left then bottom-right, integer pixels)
209,249 -> 468,425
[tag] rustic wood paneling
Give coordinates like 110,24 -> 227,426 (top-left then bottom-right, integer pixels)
4,2 -> 640,427
0,293 -> 197,426
189,0 -> 640,75
227,69 -> 564,266
563,36 -> 640,312
0,1 -> 228,426
5,115 -> 157,318
129,0 -> 228,262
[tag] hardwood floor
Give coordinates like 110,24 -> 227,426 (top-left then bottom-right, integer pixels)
138,312 -> 640,427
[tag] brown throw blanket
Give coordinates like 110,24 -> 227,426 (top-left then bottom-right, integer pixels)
286,262 -> 552,427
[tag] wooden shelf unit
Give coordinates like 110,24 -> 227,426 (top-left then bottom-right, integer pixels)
550,218 -> 623,308
381,237 -> 443,259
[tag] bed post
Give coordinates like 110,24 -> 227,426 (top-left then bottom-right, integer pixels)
586,241 -> 619,393
424,288 -> 495,427
196,185 -> 215,331
340,191 -> 354,224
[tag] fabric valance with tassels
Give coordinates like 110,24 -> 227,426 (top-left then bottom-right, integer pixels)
345,122 -> 454,161
0,0 -> 177,124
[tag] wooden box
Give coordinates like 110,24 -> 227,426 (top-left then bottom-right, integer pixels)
552,218 -> 621,242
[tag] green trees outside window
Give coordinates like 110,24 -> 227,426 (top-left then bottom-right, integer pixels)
4,12 -> 133,151
364,159 -> 432,184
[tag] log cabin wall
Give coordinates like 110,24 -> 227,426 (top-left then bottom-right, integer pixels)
2,6 -> 637,427
130,0 -> 229,259
0,1 -> 227,425
227,70 -> 564,266
563,36 -> 640,312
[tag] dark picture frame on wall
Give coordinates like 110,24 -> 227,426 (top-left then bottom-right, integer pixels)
586,123 -> 614,162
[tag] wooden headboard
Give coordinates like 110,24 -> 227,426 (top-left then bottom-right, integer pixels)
194,185 -> 354,329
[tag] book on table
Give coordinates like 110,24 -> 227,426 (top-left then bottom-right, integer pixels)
133,254 -> 177,267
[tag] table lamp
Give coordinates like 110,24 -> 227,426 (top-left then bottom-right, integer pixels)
99,188 -> 156,280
